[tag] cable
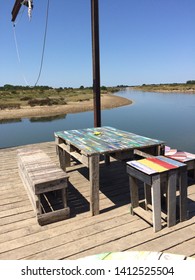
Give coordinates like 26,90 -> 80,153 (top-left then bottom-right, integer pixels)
13,5 -> 29,85
13,0 -> 50,87
34,0 -> 50,86
13,24 -> 29,86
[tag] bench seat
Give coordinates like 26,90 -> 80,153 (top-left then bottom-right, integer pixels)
17,148 -> 70,225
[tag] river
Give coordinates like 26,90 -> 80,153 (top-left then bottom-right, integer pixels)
1,89 -> 195,153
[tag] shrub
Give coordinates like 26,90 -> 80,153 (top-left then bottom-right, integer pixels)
20,96 -> 33,101
28,97 -> 67,107
0,103 -> 21,110
28,98 -> 52,106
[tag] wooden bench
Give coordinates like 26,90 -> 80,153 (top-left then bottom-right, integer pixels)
165,146 -> 195,179
126,156 -> 187,232
17,148 -> 70,225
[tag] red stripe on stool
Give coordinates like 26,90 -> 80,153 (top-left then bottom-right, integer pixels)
147,157 -> 177,170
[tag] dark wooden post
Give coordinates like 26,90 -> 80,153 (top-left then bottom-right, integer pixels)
11,0 -> 22,22
91,0 -> 101,127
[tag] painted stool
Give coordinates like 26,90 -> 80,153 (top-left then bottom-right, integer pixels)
126,156 -> 187,232
165,146 -> 195,179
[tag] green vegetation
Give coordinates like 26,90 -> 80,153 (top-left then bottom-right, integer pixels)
132,81 -> 195,92
0,85 -> 120,110
186,80 -> 195,84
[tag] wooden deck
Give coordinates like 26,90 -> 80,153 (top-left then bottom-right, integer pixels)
0,141 -> 195,260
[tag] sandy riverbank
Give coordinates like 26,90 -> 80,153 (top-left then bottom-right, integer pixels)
128,86 -> 195,93
0,94 -> 132,121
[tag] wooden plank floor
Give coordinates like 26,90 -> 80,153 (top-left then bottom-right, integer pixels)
0,141 -> 195,260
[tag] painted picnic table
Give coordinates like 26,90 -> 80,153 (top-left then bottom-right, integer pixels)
54,126 -> 165,216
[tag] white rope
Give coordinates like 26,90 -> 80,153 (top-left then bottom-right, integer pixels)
13,24 -> 29,86
27,0 -> 33,20
21,0 -> 33,20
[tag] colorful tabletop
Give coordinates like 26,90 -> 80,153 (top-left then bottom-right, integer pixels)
55,126 -> 164,155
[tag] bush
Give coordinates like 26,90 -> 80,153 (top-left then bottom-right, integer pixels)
20,96 -> 33,101
28,97 -> 67,107
0,103 -> 21,110
28,98 -> 53,107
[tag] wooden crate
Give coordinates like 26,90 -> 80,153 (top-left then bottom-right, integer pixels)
17,148 -> 70,225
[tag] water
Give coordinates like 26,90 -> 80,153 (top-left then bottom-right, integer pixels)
1,89 -> 195,153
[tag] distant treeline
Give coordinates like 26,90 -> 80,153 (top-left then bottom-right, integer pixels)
0,84 -> 128,91
0,85 -> 53,91
142,81 -> 195,87
186,80 -> 195,84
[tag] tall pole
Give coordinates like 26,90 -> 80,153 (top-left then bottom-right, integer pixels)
91,0 -> 101,127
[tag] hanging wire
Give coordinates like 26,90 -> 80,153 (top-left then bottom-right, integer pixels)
13,5 -> 29,86
13,24 -> 29,86
34,0 -> 50,86
13,0 -> 50,87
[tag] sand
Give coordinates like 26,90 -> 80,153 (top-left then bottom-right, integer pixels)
0,94 -> 132,121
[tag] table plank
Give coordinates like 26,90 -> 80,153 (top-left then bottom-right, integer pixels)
55,126 -> 164,155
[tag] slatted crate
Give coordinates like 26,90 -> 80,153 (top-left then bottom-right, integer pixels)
17,148 -> 70,225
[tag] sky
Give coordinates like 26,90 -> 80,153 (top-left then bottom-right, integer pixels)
0,0 -> 195,88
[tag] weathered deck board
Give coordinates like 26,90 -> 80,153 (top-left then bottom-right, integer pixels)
0,141 -> 195,260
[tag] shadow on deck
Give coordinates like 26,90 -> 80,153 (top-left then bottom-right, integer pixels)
0,141 -> 195,260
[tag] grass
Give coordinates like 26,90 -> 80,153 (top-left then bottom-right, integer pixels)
2,82 -> 193,110
132,83 -> 195,92
0,87 -> 120,110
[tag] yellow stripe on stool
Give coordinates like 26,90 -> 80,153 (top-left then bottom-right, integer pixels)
139,159 -> 168,173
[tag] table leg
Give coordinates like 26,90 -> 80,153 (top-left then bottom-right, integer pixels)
157,144 -> 165,155
144,183 -> 151,210
58,146 -> 71,170
178,168 -> 188,221
167,170 -> 177,227
129,176 -> 139,214
89,154 -> 100,216
104,154 -> 110,165
192,161 -> 195,180
151,175 -> 162,232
